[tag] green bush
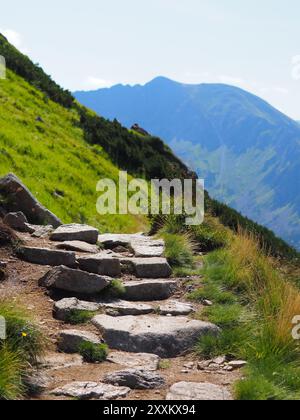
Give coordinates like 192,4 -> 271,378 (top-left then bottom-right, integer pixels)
163,233 -> 195,269
78,342 -> 108,363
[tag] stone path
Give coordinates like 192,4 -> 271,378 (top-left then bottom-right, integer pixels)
11,226 -> 235,400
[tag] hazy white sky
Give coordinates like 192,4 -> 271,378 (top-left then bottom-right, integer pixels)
1,0 -> 300,119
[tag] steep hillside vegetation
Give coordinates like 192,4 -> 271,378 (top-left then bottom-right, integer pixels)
74,77 -> 300,250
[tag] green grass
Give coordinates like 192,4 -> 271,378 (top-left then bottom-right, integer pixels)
162,232 -> 195,269
0,70 -> 147,234
0,300 -> 45,399
65,310 -> 97,325
192,232 -> 300,400
102,279 -> 126,299
78,342 -> 108,363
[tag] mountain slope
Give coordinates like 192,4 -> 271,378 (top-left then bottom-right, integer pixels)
74,77 -> 300,249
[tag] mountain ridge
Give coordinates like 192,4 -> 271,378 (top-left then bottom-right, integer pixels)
74,77 -> 300,249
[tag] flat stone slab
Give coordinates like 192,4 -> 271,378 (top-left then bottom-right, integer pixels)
98,234 -> 165,258
166,382 -> 232,401
50,224 -> 99,244
104,369 -> 166,390
123,280 -> 178,301
37,353 -> 83,371
77,254 -> 121,277
58,329 -> 102,354
158,300 -> 194,316
53,298 -> 100,321
39,265 -> 111,294
100,300 -> 154,316
98,234 -> 140,248
51,382 -> 130,400
107,352 -> 160,371
92,315 -> 219,358
121,257 -> 172,278
18,247 -> 76,267
56,241 -> 99,254
0,173 -> 62,227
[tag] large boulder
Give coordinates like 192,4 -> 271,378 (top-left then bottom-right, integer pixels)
53,298 -> 100,321
58,330 -> 102,353
77,254 -> 121,277
92,315 -> 220,358
121,257 -> 172,278
51,382 -> 130,400
18,247 -> 77,267
39,265 -> 111,294
0,173 -> 62,227
122,280 -> 178,301
166,382 -> 232,401
104,369 -> 166,390
50,224 -> 99,244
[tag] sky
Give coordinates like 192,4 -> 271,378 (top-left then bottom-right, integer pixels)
1,0 -> 300,119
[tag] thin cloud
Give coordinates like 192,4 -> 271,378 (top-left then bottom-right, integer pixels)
0,29 -> 29,54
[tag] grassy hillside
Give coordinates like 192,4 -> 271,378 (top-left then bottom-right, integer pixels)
0,69 -> 146,232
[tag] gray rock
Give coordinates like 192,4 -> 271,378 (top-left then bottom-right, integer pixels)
77,254 -> 121,277
213,356 -> 227,365
51,224 -> 99,244
51,382 -> 130,400
37,353 -> 83,371
104,369 -> 166,390
98,233 -> 138,248
23,371 -> 51,396
31,225 -> 54,238
123,280 -> 178,301
3,211 -> 28,231
58,329 -> 102,353
56,241 -> 99,254
18,247 -> 76,267
166,382 -> 232,401
158,300 -> 194,316
92,315 -> 219,358
131,237 -> 165,258
53,298 -> 100,321
228,360 -> 247,369
121,257 -> 172,278
100,300 -> 154,316
0,173 -> 62,227
39,265 -> 111,295
107,352 -> 160,371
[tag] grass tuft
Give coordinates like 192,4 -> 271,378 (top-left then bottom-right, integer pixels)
78,342 -> 108,363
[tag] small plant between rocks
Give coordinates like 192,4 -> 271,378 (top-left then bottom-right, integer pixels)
78,341 -> 108,363
65,310 -> 97,325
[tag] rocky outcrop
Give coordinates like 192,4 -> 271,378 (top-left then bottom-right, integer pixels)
0,173 -> 62,227
39,265 -> 111,294
50,224 -> 99,244
92,315 -> 220,358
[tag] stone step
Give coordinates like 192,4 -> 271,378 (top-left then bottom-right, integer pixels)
121,257 -> 172,278
39,265 -> 111,295
107,351 -> 160,371
58,329 -> 103,354
77,254 -> 121,277
54,297 -> 194,321
122,279 -> 178,301
98,233 -> 165,257
166,382 -> 232,401
55,241 -> 100,254
51,382 -> 130,400
92,314 -> 220,358
104,369 -> 166,390
50,224 -> 99,244
53,298 -> 100,321
18,247 -> 77,267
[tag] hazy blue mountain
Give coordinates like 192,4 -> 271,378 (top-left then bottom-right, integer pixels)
74,77 -> 300,249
